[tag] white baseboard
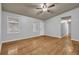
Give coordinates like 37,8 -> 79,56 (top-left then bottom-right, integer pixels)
71,39 -> 79,41
2,35 -> 43,43
2,35 -> 79,44
45,34 -> 61,38
46,35 -> 79,41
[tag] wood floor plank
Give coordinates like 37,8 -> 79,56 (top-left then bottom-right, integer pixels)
1,35 -> 79,55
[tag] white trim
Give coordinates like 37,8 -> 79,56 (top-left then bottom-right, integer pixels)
2,35 -> 79,43
2,35 -> 62,43
7,16 -> 20,33
71,39 -> 79,41
2,35 -> 43,43
45,34 -> 62,38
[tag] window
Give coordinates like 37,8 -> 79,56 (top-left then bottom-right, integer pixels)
7,16 -> 19,33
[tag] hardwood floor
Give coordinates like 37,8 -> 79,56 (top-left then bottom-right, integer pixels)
72,41 -> 79,55
0,35 -> 79,55
0,45 -> 1,54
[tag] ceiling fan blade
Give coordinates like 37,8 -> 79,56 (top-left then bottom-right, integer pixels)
37,10 -> 43,15
44,3 -> 47,5
47,10 -> 50,12
36,8 -> 42,9
48,4 -> 55,8
47,10 -> 53,13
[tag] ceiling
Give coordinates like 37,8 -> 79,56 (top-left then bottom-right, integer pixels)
2,3 -> 79,20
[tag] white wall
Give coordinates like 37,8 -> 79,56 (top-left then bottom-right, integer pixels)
45,7 -> 79,40
45,16 -> 61,38
2,7 -> 79,42
2,11 -> 44,42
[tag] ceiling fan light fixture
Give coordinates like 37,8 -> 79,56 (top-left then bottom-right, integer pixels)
40,3 -> 44,8
42,8 -> 47,12
40,3 -> 48,12
37,3 -> 55,14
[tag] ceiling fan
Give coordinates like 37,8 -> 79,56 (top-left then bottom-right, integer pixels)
36,3 -> 55,15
